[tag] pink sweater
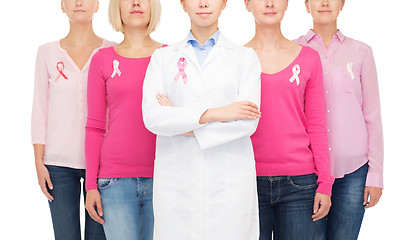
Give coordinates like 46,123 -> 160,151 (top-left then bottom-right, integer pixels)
251,46 -> 334,195
85,47 -> 156,190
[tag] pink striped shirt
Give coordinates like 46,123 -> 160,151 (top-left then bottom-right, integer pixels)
251,46 -> 334,195
294,30 -> 384,188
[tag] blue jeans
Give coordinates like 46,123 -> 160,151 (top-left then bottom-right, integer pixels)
98,177 -> 154,240
313,163 -> 369,240
46,165 -> 106,240
257,173 -> 318,240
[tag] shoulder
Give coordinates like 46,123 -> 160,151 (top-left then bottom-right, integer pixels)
343,36 -> 373,53
101,39 -> 117,48
300,45 -> 320,60
292,35 -> 307,44
37,40 -> 60,57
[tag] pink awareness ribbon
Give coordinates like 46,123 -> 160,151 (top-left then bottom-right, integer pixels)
174,57 -> 188,84
55,62 -> 68,82
289,64 -> 301,86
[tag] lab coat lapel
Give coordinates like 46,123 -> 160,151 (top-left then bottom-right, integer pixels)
171,38 -> 199,70
202,34 -> 235,68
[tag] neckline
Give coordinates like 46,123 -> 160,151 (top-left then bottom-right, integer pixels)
111,46 -> 153,60
261,45 -> 304,76
58,39 -> 106,72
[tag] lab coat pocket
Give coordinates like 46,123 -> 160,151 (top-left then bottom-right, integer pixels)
224,152 -> 257,211
153,153 -> 177,210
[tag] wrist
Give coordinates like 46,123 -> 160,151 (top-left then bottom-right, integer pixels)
199,108 -> 216,124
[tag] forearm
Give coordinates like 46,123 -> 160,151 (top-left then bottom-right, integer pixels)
33,144 -> 45,165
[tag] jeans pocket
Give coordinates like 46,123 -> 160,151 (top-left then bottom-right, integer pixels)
97,178 -> 114,190
288,174 -> 318,189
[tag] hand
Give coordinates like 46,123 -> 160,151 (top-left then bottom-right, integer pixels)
312,193 -> 331,221
156,93 -> 173,107
35,162 -> 54,202
85,189 -> 105,224
199,101 -> 261,124
363,186 -> 382,209
180,131 -> 195,137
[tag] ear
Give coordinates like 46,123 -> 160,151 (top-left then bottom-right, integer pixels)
95,1 -> 100,13
340,0 -> 345,11
285,0 -> 289,11
244,0 -> 251,12
305,0 -> 311,13
180,0 -> 187,13
61,0 -> 65,13
222,0 -> 228,10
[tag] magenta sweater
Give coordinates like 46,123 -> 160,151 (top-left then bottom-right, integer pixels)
251,46 -> 334,195
85,47 -> 156,190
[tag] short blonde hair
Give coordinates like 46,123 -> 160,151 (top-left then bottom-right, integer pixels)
108,0 -> 161,34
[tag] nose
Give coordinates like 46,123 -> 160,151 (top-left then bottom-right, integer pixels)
322,0 -> 329,6
132,0 -> 140,7
75,0 -> 83,6
265,0 -> 274,8
199,0 -> 208,8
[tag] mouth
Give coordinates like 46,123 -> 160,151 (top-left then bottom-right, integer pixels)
73,10 -> 86,13
318,10 -> 332,13
130,10 -> 144,15
264,12 -> 277,16
197,12 -> 212,17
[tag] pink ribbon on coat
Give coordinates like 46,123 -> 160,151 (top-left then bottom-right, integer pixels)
55,62 -> 68,82
174,57 -> 188,84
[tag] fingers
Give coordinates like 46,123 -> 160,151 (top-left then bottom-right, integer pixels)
39,178 -> 54,202
363,188 -> 369,206
364,187 -> 382,209
86,200 -> 105,225
156,93 -> 173,107
312,194 -> 331,221
238,101 -> 259,110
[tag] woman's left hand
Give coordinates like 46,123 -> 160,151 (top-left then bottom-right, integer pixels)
312,193 -> 331,221
156,93 -> 173,107
363,186 -> 382,209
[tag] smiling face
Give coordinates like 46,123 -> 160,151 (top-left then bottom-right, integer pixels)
245,0 -> 288,26
305,0 -> 344,25
119,0 -> 151,30
180,0 -> 227,28
61,0 -> 99,23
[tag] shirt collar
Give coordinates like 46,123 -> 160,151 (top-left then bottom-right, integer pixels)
305,29 -> 346,43
187,29 -> 220,47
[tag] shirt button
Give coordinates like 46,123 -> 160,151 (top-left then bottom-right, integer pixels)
328,129 -> 331,132
326,90 -> 329,94
329,147 -> 332,151
327,109 -> 331,113
326,72 -> 329,75
325,56 -> 328,59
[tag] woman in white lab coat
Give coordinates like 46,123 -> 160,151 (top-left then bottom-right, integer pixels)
142,1 -> 261,239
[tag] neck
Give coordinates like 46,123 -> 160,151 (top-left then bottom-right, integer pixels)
251,23 -> 286,49
190,22 -> 218,46
120,26 -> 153,49
312,21 -> 338,47
64,21 -> 99,46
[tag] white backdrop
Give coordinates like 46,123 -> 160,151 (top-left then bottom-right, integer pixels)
0,0 -> 414,239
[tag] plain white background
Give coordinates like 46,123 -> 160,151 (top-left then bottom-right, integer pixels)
0,0 -> 414,239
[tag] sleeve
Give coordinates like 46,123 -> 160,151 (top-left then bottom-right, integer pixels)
193,48 -> 262,150
85,51 -> 107,191
142,49 -> 208,136
305,50 -> 334,195
360,47 -> 384,189
31,47 -> 50,145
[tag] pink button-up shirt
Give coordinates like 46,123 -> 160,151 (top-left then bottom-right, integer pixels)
295,30 -> 384,188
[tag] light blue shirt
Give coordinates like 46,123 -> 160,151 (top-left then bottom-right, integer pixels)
187,29 -> 220,66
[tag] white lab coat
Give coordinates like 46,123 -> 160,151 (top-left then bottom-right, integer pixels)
142,33 -> 261,240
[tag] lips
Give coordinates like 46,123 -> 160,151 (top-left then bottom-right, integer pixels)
197,12 -> 212,17
264,12 -> 277,16
73,10 -> 86,13
130,10 -> 144,14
